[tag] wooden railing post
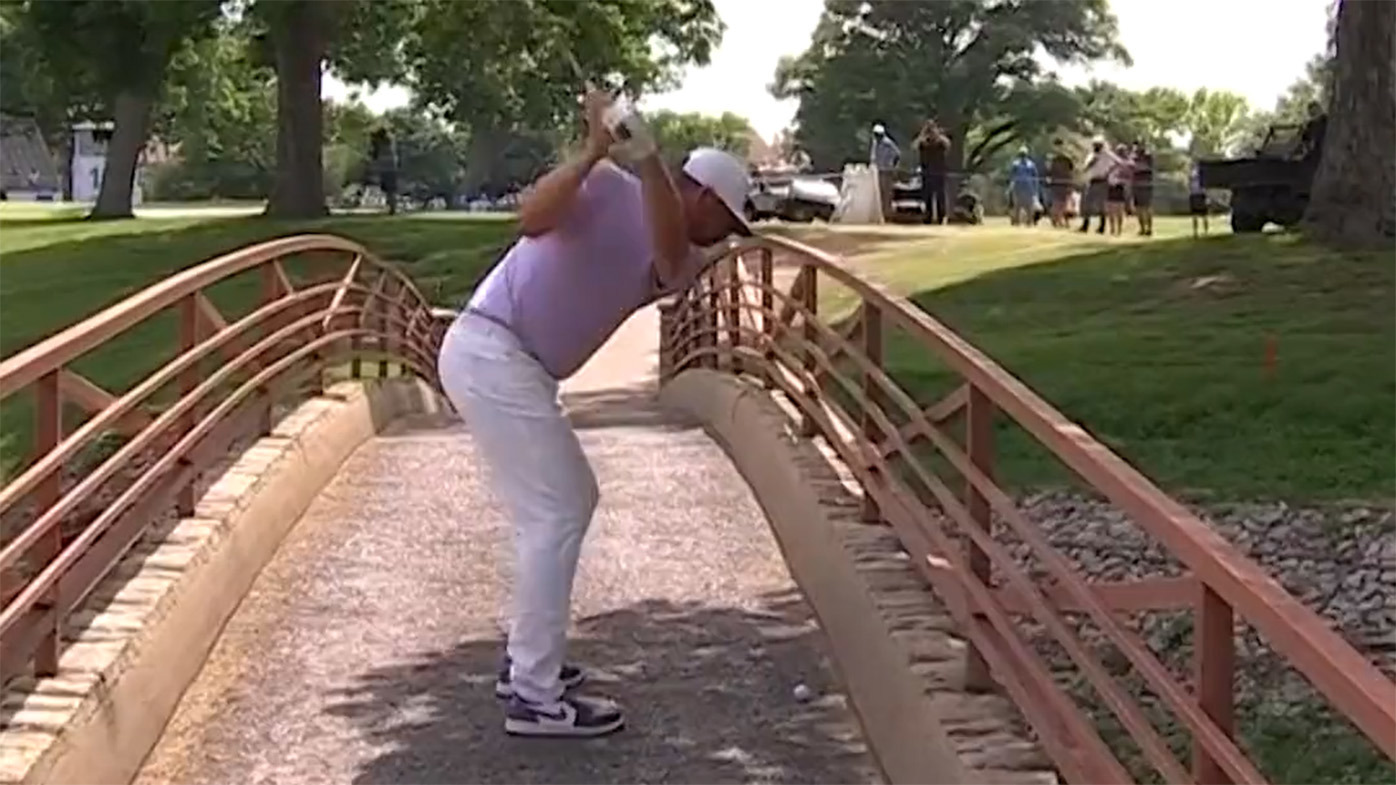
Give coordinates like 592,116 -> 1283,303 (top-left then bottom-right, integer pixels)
176,294 -> 199,516
758,247 -> 774,388
963,383 -> 995,691
658,299 -> 676,382
32,370 -> 62,676
376,277 -> 392,380
258,263 -> 279,434
860,302 -> 883,523
726,255 -> 742,374
703,269 -> 720,370
799,265 -> 818,437
1194,586 -> 1237,784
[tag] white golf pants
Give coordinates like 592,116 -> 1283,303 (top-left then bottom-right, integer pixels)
436,313 -> 599,704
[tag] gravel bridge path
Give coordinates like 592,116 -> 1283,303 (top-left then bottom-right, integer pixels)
135,305 -> 879,785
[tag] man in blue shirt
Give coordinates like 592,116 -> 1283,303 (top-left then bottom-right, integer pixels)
1008,147 -> 1038,227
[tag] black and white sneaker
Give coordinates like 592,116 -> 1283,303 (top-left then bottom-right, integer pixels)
504,694 -> 624,737
495,658 -> 586,699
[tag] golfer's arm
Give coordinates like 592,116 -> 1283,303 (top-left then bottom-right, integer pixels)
517,147 -> 606,237
633,155 -> 689,284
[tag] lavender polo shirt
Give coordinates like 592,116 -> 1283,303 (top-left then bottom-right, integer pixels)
467,160 -> 707,380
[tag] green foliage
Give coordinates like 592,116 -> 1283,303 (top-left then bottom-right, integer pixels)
648,110 -> 754,166
407,0 -> 724,134
375,108 -> 467,202
1240,54 -> 1335,152
23,0 -> 222,98
771,0 -> 1129,171
148,22 -> 278,200
0,3 -> 91,144
1184,88 -> 1253,157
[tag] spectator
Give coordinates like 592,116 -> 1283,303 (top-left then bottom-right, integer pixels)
1079,138 -> 1116,234
1007,146 -> 1039,227
913,119 -> 951,225
1298,100 -> 1328,162
868,123 -> 901,220
1106,143 -> 1132,236
1046,140 -> 1075,228
1131,142 -> 1155,237
369,128 -> 399,215
1189,161 -> 1210,237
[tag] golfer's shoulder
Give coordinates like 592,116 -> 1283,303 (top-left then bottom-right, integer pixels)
585,159 -> 642,200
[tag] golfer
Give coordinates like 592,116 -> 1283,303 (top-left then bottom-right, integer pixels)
436,88 -> 751,738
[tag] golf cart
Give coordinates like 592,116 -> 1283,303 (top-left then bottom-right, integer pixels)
745,172 -> 840,223
891,173 -> 983,225
1197,123 -> 1319,233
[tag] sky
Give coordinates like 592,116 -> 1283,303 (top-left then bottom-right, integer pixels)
323,0 -> 1332,142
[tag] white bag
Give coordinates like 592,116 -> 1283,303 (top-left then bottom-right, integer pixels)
833,164 -> 885,225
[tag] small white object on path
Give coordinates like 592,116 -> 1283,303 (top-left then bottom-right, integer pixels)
793,683 -> 814,702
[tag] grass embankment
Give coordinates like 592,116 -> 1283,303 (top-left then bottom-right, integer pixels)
787,217 -> 1394,784
791,217 -> 1393,503
0,207 -> 517,476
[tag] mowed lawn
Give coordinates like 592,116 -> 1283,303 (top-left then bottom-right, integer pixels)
785,217 -> 1394,503
0,207 -> 518,476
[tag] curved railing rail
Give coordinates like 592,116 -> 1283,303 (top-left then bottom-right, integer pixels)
659,235 -> 1396,784
0,234 -> 448,684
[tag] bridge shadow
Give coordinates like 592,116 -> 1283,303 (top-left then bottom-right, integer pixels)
323,592 -> 875,785
564,385 -> 701,432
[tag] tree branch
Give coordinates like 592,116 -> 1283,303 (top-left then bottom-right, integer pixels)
965,118 -> 1018,170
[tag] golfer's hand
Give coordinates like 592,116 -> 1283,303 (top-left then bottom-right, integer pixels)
583,88 -> 615,160
606,109 -> 658,164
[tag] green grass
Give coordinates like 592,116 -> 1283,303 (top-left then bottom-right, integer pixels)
792,218 -> 1394,503
0,208 -> 516,476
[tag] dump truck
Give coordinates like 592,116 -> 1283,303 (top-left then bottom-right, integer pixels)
1197,123 -> 1319,233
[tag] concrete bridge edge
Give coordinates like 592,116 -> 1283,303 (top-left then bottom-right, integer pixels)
0,378 -> 449,785
659,368 -> 976,785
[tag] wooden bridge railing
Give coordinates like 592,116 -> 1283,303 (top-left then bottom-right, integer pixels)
659,234 -> 1396,785
0,234 -> 447,685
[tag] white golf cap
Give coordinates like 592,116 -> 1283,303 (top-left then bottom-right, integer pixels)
682,147 -> 752,236
872,123 -> 885,135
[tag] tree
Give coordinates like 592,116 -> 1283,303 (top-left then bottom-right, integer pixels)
323,99 -> 379,201
0,5 -> 90,148
770,0 -> 1129,173
23,0 -> 222,218
1182,88 -> 1252,157
1075,82 -> 1189,151
647,110 -> 754,166
1302,0 -> 1396,247
251,0 -> 421,218
148,21 -> 279,201
1239,54 -> 1335,152
376,108 -> 467,204
406,0 -> 724,192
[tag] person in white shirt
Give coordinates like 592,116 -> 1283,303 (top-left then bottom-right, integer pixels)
1078,139 -> 1118,234
869,123 -> 901,220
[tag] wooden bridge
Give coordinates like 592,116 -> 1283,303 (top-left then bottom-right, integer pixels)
1,233 -> 1391,784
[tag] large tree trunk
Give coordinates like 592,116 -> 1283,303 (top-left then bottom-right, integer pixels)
265,1 -> 328,219
88,91 -> 155,220
1301,0 -> 1395,248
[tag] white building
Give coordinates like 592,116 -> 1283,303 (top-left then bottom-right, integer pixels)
70,121 -> 144,205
